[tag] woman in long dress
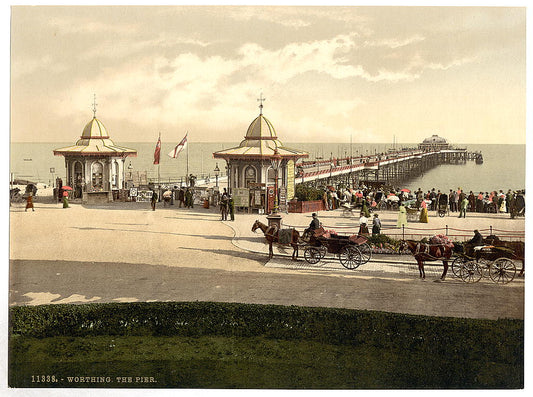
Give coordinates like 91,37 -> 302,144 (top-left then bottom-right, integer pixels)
25,193 -> 34,212
62,190 -> 69,208
419,200 -> 429,223
397,202 -> 408,228
358,212 -> 369,236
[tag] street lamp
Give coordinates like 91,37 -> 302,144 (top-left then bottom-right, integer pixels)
270,149 -> 282,213
214,163 -> 220,187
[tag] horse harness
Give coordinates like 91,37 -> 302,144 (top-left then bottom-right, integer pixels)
265,224 -> 279,240
413,242 -> 449,261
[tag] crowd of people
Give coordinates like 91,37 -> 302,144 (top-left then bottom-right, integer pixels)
322,184 -> 525,220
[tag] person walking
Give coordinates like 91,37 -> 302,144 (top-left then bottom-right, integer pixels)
397,202 -> 408,228
62,190 -> 69,208
358,212 -> 369,236
372,213 -> 381,236
25,192 -> 34,212
459,196 -> 468,218
150,189 -> 158,211
419,199 -> 429,223
185,188 -> 193,208
361,199 -> 370,218
163,189 -> 172,207
178,188 -> 185,208
228,195 -> 235,221
448,189 -> 455,212
220,191 -> 229,220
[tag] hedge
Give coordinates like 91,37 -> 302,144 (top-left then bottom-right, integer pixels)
10,302 -> 523,361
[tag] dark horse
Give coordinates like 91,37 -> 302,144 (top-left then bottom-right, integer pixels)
399,239 -> 453,281
251,220 -> 300,260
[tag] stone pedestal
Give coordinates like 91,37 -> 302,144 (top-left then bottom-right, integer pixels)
266,213 -> 282,229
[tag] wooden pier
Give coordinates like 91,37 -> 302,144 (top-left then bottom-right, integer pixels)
296,148 -> 476,188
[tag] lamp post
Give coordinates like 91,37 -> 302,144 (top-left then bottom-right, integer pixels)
329,153 -> 333,183
270,149 -> 282,213
214,163 -> 220,188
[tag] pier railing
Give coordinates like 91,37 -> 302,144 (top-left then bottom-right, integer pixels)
298,148 -> 470,184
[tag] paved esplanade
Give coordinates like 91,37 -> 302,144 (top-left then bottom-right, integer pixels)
9,201 -> 524,320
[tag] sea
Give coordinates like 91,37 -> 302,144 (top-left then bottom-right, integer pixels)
9,142 -> 525,193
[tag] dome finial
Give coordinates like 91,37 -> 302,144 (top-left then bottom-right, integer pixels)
257,92 -> 266,115
92,94 -> 98,118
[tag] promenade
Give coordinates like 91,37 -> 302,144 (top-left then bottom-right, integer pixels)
9,198 -> 525,320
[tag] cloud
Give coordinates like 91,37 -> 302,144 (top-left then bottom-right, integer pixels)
47,16 -> 137,35
364,35 -> 426,49
11,54 -> 68,79
226,7 -> 312,28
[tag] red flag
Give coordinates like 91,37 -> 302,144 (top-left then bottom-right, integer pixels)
153,136 -> 161,165
168,133 -> 188,159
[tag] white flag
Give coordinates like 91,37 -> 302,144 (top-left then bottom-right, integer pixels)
168,133 -> 188,158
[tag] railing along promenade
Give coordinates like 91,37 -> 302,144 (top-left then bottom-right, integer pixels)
297,148 -> 466,184
280,220 -> 525,243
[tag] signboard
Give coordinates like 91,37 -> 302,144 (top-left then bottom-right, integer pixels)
253,190 -> 263,207
287,160 -> 295,200
136,190 -> 153,202
234,188 -> 249,207
129,171 -> 148,186
279,187 -> 287,212
267,186 -> 275,212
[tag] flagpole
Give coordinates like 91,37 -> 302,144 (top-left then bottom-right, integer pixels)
158,132 -> 161,188
186,132 -> 189,185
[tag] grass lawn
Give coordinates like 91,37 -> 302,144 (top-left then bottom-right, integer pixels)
10,333 -> 522,389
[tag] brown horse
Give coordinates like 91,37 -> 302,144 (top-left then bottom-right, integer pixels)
399,240 -> 453,281
252,220 -> 300,260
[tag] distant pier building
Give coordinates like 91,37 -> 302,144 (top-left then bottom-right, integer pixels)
418,134 -> 451,151
213,97 -> 308,212
53,102 -> 137,203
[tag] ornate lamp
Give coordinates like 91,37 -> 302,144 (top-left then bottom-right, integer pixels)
270,149 -> 282,213
214,163 -> 220,187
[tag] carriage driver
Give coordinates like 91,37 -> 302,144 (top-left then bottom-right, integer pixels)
468,230 -> 484,246
304,213 -> 321,238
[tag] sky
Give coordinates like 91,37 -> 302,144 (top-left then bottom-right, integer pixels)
9,5 -> 527,145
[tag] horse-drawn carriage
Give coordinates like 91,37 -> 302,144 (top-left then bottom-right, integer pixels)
303,227 -> 372,270
400,235 -> 523,284
451,239 -> 523,284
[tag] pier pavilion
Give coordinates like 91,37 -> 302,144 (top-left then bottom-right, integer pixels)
53,103 -> 137,204
418,134 -> 451,151
213,98 -> 308,213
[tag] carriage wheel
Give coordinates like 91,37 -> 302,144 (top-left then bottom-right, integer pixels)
304,247 -> 322,264
318,245 -> 328,259
339,246 -> 362,270
438,210 -> 446,218
477,258 -> 492,278
451,256 -> 467,278
489,258 -> 516,284
458,261 -> 483,283
378,201 -> 388,211
390,202 -> 399,211
358,243 -> 372,264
